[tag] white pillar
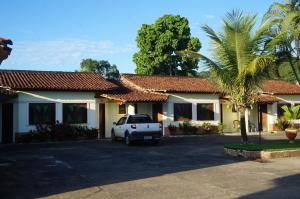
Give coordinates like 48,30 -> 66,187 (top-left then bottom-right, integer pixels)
56,103 -> 62,123
245,108 -> 249,133
127,104 -> 135,115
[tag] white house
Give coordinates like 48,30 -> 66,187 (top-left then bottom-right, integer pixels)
1,69 -> 300,143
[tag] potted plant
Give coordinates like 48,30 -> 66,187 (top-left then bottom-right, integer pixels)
281,105 -> 300,143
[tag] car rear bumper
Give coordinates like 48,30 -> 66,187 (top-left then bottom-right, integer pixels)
130,131 -> 162,141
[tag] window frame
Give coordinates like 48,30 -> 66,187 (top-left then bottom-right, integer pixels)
28,103 -> 56,125
62,103 -> 87,124
119,104 -> 126,114
197,103 -> 215,121
173,103 -> 192,122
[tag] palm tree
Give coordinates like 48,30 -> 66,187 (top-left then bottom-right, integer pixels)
180,10 -> 274,142
263,0 -> 300,83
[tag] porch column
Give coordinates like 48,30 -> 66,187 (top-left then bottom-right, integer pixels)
245,108 -> 249,133
127,104 -> 135,115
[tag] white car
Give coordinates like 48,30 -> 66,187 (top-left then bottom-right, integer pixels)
111,114 -> 163,145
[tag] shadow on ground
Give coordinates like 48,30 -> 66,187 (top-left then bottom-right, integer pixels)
0,133 -> 292,198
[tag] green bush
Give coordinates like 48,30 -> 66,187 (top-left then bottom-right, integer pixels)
275,117 -> 291,131
179,121 -> 198,135
16,121 -> 98,143
168,124 -> 177,134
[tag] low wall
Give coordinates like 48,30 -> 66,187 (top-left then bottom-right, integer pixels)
224,148 -> 300,160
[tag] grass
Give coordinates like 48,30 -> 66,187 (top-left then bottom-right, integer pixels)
224,141 -> 300,151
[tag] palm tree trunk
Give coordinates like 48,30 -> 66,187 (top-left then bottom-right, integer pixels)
287,53 -> 300,84
240,110 -> 248,143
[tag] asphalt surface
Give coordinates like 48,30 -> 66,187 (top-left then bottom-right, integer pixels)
0,133 -> 300,199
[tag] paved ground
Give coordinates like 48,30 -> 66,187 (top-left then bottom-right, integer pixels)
1,133 -> 300,199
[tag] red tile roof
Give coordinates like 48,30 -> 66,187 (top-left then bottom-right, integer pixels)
254,94 -> 279,103
122,74 -> 219,93
99,81 -> 168,102
0,70 -> 117,91
261,80 -> 300,95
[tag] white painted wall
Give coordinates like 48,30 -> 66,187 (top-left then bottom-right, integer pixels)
222,103 -> 239,133
104,102 -> 153,138
162,93 -> 221,129
15,91 -> 98,134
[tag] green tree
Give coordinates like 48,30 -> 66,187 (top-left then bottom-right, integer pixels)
80,59 -> 120,80
181,11 -> 274,142
263,0 -> 300,83
133,14 -> 201,76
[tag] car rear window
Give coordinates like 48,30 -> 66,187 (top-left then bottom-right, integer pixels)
127,115 -> 153,124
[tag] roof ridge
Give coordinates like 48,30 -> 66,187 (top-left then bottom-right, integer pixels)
0,69 -> 98,74
121,73 -> 208,79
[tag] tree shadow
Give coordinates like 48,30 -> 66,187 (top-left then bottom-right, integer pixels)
0,134 -> 289,198
238,173 -> 300,199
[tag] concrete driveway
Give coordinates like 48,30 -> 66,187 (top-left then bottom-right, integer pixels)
1,133 -> 300,199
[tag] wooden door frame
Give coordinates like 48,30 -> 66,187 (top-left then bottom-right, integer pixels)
152,103 -> 163,123
258,104 -> 268,132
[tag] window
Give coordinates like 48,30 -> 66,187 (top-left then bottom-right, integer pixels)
29,103 -> 55,125
174,103 -> 192,121
119,104 -> 126,114
116,117 -> 127,125
127,115 -> 152,124
197,103 -> 214,121
63,103 -> 87,124
277,103 -> 291,117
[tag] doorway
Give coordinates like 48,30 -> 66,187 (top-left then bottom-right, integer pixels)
2,103 -> 13,143
99,104 -> 105,138
258,104 -> 268,132
152,103 -> 163,123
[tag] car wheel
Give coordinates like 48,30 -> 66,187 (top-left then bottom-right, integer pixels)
152,140 -> 159,146
125,134 -> 132,146
111,130 -> 116,141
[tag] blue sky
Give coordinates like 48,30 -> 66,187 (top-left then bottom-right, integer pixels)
1,0 -> 276,73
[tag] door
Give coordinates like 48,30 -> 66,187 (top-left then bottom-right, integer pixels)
152,103 -> 163,123
2,103 -> 13,143
99,104 -> 105,138
258,104 -> 268,132
114,117 -> 126,137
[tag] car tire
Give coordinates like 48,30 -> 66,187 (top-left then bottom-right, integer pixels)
125,134 -> 132,146
111,130 -> 116,141
151,141 -> 159,146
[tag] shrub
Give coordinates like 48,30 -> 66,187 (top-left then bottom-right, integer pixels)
217,123 -> 225,134
168,124 -> 177,134
179,121 -> 198,135
201,122 -> 218,134
16,121 -> 98,143
275,117 -> 291,131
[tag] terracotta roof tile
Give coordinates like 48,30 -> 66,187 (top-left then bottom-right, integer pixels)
261,80 -> 300,95
99,80 -> 168,102
0,70 -> 117,91
254,94 -> 279,103
122,74 -> 219,93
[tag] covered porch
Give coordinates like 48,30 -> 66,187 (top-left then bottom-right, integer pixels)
97,86 -> 168,138
220,94 -> 279,133
0,88 -> 17,143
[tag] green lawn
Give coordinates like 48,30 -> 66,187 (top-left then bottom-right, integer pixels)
224,141 -> 300,151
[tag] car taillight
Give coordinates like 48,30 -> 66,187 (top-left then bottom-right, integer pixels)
159,123 -> 162,129
131,124 -> 136,129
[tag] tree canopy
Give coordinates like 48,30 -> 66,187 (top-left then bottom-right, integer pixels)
182,10 -> 274,142
133,14 -> 201,76
0,38 -> 13,65
80,59 -> 120,80
263,0 -> 300,83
